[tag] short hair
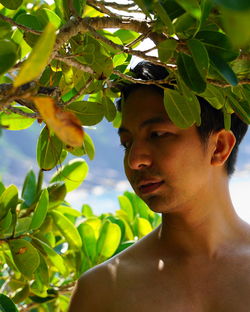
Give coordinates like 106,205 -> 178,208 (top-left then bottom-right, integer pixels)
117,61 -> 248,176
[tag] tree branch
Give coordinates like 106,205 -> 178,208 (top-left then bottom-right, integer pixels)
87,0 -> 118,17
0,13 -> 42,35
207,78 -> 250,88
5,105 -> 38,118
54,54 -> 95,74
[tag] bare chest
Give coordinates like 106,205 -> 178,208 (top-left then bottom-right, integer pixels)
110,257 -> 250,312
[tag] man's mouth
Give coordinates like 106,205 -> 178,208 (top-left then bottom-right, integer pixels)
138,180 -> 164,195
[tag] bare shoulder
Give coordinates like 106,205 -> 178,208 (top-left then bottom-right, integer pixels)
68,227 -> 159,312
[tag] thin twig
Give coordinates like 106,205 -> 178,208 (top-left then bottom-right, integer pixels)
87,0 -> 118,17
207,78 -> 250,88
0,13 -> 42,35
6,105 -> 39,118
54,54 -> 95,74
113,70 -> 172,85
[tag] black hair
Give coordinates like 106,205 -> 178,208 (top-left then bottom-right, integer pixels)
117,61 -> 248,176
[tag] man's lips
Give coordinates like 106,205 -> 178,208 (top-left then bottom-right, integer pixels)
137,180 -> 164,195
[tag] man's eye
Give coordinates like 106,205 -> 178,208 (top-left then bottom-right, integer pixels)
151,131 -> 169,138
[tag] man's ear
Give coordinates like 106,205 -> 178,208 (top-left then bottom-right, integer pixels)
211,130 -> 236,167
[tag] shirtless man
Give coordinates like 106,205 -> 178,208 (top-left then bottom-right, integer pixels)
68,62 -> 249,312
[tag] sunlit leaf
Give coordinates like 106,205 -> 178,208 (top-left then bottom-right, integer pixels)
135,217 -> 152,239
30,189 -> 49,230
78,222 -> 96,262
8,238 -> 40,279
97,220 -> 121,259
118,195 -> 134,223
0,185 -> 18,220
51,210 -> 82,249
14,23 -> 56,87
0,106 -> 35,131
175,0 -> 201,19
50,158 -> 88,192
21,170 -> 36,207
83,132 -> 95,160
31,237 -> 67,276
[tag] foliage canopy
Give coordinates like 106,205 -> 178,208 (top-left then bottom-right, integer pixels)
0,0 -> 250,310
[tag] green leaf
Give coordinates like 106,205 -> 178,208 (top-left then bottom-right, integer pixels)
177,77 -> 201,126
51,210 -> 82,249
36,8 -> 62,29
200,85 -> 225,109
103,97 -> 116,122
84,132 -> 95,160
50,158 -> 88,192
30,189 -> 49,230
21,170 -> 37,207
222,107 -> 231,130
222,8 -> 250,48
54,205 -> 81,217
12,284 -> 30,304
157,39 -> 177,63
14,217 -> 32,237
175,0 -> 201,19
8,238 -> 40,279
187,39 -> 209,79
177,53 -> 206,93
78,222 -> 96,262
35,252 -> 49,286
164,89 -> 197,128
195,31 -> 239,62
81,204 -> 94,217
118,195 -> 134,223
84,217 -> 102,240
114,29 -> 140,45
0,185 -> 18,221
0,0 -> 22,9
0,211 -> 12,234
15,13 -> 43,31
97,220 -> 121,259
135,217 -> 153,239
37,126 -> 63,171
210,54 -> 238,86
133,0 -> 151,16
66,101 -> 104,126
153,2 -> 174,34
14,23 -> 56,87
0,107 -> 35,130
0,40 -> 17,75
228,96 -> 250,124
0,294 -> 18,312
31,237 -> 67,276
47,182 -> 67,207
214,0 -> 250,10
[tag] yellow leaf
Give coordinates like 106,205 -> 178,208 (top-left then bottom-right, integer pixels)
33,96 -> 84,147
14,23 -> 56,87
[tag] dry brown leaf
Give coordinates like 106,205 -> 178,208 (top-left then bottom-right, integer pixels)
33,96 -> 84,147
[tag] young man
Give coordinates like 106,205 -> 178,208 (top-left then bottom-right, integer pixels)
69,62 -> 249,311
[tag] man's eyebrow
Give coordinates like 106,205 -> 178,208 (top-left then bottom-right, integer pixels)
118,117 -> 172,136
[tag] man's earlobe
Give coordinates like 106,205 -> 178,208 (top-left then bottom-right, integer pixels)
211,130 -> 236,167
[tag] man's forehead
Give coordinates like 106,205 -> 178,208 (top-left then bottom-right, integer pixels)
118,115 -> 173,135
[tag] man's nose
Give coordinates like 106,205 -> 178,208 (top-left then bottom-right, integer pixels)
127,141 -> 152,170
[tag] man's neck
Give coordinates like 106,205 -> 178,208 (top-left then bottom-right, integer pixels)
156,179 -> 247,259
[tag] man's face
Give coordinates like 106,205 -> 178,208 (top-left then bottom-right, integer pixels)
118,86 -> 214,214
